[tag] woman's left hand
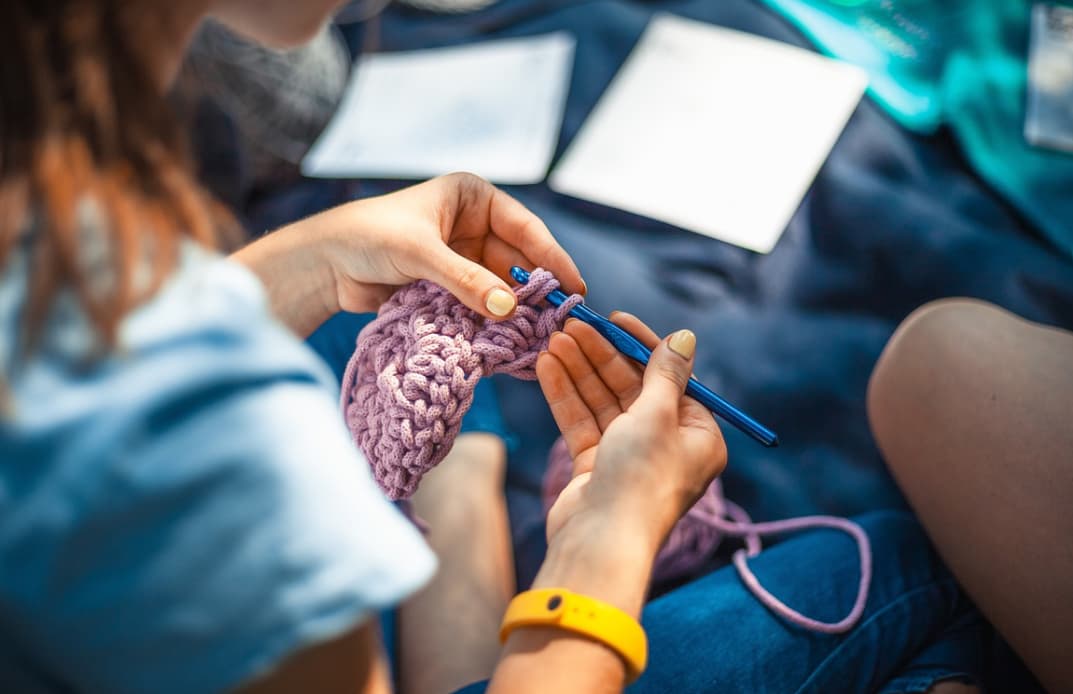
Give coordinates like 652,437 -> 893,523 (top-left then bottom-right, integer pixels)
234,173 -> 585,336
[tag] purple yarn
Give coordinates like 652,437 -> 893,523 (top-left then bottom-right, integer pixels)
542,436 -> 873,634
341,268 -> 581,500
341,267 -> 873,635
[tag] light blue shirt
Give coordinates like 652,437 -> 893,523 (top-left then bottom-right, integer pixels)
0,233 -> 436,693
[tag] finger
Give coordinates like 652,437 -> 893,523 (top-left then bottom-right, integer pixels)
481,234 -> 534,285
536,351 -> 603,458
609,311 -> 661,350
562,319 -> 644,408
612,310 -> 703,385
547,331 -> 624,431
571,448 -> 598,478
482,235 -> 583,301
487,186 -> 586,296
418,246 -> 518,319
631,329 -> 697,420
610,311 -> 703,406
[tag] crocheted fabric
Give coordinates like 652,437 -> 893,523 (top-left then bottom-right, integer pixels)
340,268 -> 581,500
543,437 -> 874,634
341,267 -> 873,635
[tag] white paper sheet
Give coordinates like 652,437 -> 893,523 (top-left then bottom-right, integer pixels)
549,15 -> 867,254
302,33 -> 575,184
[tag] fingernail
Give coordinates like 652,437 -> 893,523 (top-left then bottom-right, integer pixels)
485,288 -> 516,317
668,329 -> 696,359
580,279 -> 589,295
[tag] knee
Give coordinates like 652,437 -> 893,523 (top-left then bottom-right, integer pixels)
866,299 -> 1013,461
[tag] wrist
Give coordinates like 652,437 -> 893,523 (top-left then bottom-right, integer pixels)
277,213 -> 346,316
577,478 -> 685,558
534,509 -> 659,618
232,220 -> 340,336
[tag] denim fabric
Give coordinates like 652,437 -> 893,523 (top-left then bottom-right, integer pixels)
306,311 -> 515,443
452,512 -> 984,694
879,609 -> 985,694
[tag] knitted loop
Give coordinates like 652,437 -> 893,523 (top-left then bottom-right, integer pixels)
341,268 -> 581,499
542,436 -> 872,634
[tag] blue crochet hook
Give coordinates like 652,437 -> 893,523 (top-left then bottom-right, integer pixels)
511,266 -> 779,448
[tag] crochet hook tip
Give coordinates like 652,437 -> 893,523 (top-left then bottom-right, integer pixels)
512,265 -> 781,448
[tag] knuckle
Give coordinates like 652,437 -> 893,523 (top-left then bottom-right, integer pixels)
444,172 -> 492,222
455,263 -> 483,292
447,171 -> 489,203
447,171 -> 487,186
656,359 -> 688,387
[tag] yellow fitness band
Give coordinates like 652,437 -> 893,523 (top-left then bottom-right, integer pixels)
499,588 -> 648,683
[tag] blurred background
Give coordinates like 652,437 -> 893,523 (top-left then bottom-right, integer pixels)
180,0 -> 1073,653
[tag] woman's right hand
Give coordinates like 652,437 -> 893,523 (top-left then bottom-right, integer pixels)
536,313 -> 728,559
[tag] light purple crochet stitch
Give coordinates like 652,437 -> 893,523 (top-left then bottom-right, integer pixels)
340,268 -> 582,500
543,437 -> 873,634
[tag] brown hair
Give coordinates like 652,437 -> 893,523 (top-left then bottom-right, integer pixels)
0,0 -> 229,345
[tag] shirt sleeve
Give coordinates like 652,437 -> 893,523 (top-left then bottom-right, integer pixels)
0,254 -> 436,694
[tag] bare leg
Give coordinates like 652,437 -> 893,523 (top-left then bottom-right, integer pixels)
397,433 -> 515,694
929,683 -> 979,694
868,299 -> 1073,692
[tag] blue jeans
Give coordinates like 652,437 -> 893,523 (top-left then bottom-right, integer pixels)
457,511 -> 984,693
309,315 -> 985,692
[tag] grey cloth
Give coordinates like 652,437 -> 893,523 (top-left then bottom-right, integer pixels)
185,21 -> 351,182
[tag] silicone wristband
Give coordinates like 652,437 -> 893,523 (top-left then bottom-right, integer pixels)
499,587 -> 648,683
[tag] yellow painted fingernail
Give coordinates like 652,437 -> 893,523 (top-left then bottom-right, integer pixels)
485,288 -> 516,317
668,329 -> 696,359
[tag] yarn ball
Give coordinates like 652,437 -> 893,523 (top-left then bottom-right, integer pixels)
542,437 -> 726,583
341,268 -> 582,499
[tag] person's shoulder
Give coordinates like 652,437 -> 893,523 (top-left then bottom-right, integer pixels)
5,237 -> 336,434
0,240 -> 437,693
123,242 -> 329,380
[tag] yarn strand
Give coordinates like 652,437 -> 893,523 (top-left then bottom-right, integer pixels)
543,438 -> 873,634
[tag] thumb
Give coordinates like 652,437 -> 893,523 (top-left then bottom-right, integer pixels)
632,329 -> 696,418
422,248 -> 517,319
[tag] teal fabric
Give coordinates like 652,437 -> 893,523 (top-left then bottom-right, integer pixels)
760,0 -> 1073,256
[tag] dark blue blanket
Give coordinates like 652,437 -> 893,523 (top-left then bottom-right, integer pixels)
243,0 -> 1073,590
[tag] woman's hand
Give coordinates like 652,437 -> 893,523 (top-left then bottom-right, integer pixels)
323,173 -> 584,317
536,313 -> 727,557
233,173 -> 584,336
486,316 -> 726,693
